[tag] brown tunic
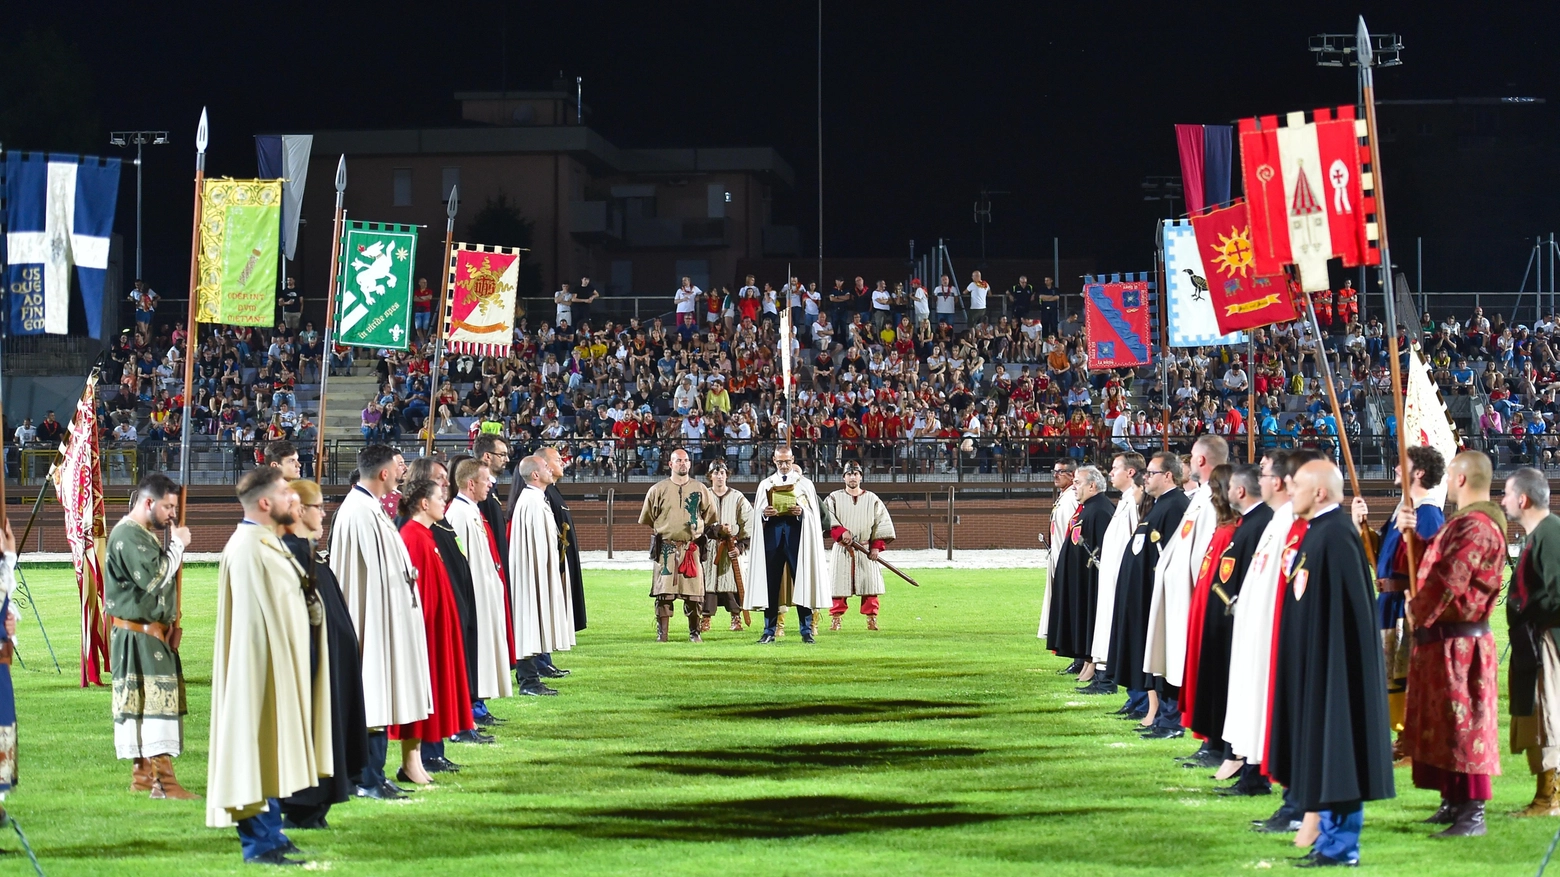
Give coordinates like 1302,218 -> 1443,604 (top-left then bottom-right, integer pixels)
639,478 -> 719,598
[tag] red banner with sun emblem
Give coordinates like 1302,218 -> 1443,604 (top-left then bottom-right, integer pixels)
1189,200 -> 1296,334
445,243 -> 524,357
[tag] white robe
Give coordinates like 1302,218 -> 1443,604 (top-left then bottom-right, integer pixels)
509,484 -> 576,657
1089,487 -> 1140,663
1222,500 -> 1295,762
742,472 -> 829,610
328,486 -> 431,729
446,494 -> 513,700
1038,485 -> 1079,638
824,489 -> 897,598
1145,484 -> 1216,685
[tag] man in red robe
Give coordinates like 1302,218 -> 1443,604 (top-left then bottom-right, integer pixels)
1403,450 -> 1507,837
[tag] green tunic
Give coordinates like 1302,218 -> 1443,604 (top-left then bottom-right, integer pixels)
104,518 -> 187,759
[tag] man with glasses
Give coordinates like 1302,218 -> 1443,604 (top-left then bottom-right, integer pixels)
1038,460 -> 1079,669
744,446 -> 829,644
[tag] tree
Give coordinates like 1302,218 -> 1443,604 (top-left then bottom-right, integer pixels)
465,193 -> 544,302
0,30 -> 101,153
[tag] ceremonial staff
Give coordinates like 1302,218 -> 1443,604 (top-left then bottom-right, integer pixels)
779,304 -> 793,449
173,107 -> 208,645
314,156 -> 346,477
1298,282 -> 1361,496
1358,16 -> 1419,589
425,186 -> 458,457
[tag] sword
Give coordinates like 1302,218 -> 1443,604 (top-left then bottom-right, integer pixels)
841,535 -> 920,587
714,532 -> 751,627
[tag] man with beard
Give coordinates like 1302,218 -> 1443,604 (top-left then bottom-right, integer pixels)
1268,460 -> 1394,867
1039,460 -> 1079,669
639,448 -> 719,642
1084,452 -> 1144,699
104,473 -> 195,799
702,459 -> 753,632
1504,467 -> 1560,818
1105,452 -> 1190,731
509,456 -> 576,692
744,445 -> 830,644
825,461 -> 898,631
1046,465 -> 1113,673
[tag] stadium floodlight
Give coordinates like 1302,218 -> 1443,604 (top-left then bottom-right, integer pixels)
108,130 -> 171,281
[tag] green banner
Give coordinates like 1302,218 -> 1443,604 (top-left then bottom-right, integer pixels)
196,179 -> 282,327
336,222 -> 418,350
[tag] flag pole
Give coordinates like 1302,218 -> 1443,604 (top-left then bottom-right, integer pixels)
1358,16 -> 1417,587
1247,336 -> 1256,463
1299,282 -> 1360,497
0,140 -> 8,531
425,186 -> 458,457
780,305 -> 793,449
315,156 -> 346,478
177,109 -> 207,509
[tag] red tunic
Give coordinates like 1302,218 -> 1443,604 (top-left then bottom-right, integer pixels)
1403,504 -> 1507,778
394,520 -> 474,743
1180,522 -> 1238,732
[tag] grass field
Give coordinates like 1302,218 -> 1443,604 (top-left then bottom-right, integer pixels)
0,562 -> 1555,875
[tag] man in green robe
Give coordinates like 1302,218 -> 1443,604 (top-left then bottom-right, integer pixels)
104,472 -> 194,799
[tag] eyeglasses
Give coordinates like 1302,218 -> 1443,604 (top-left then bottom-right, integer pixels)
1145,469 -> 1166,476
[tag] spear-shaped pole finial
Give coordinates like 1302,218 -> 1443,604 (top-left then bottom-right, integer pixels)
196,107 -> 209,156
334,154 -> 346,193
1356,16 -> 1373,69
447,184 -> 459,222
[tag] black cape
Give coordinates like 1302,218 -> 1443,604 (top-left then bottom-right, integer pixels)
432,518 -> 481,696
544,484 -> 587,631
279,535 -> 368,810
1189,502 -> 1272,741
1105,489 -> 1190,691
480,492 -> 510,571
1267,507 -> 1395,810
1046,492 -> 1114,660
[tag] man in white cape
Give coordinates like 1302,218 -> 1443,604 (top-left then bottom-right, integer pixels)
509,455 -> 575,694
1038,459 -> 1079,647
446,458 -> 513,704
328,444 -> 430,800
207,467 -> 330,866
744,445 -> 828,644
1082,451 -> 1143,694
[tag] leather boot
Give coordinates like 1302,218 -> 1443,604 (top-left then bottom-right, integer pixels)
149,755 -> 200,800
1431,800 -> 1486,837
829,615 -> 842,631
1510,769 -> 1560,817
688,608 -> 703,643
655,616 -> 669,643
866,615 -> 879,631
777,614 -> 786,638
1423,798 -> 1456,824
729,615 -> 744,632
131,758 -> 155,793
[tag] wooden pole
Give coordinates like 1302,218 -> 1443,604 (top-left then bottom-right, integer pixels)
314,156 -> 347,478
945,484 -> 955,560
1155,236 -> 1171,452
1358,16 -> 1418,589
173,107 -> 208,642
1299,285 -> 1360,497
1247,337 -> 1257,463
425,186 -> 458,457
605,486 -> 615,560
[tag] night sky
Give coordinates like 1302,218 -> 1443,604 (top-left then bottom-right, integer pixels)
5,1 -> 1559,295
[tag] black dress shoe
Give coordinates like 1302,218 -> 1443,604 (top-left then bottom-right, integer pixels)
1251,816 -> 1303,833
1293,852 -> 1358,868
245,848 -> 303,866
423,756 -> 460,774
537,665 -> 571,678
355,783 -> 405,800
451,729 -> 495,744
1216,778 -> 1272,796
1140,727 -> 1185,740
279,840 -> 309,858
756,633 -> 776,644
1179,750 -> 1223,769
519,683 -> 559,696
1057,658 -> 1085,675
801,632 -> 816,644
1120,710 -> 1147,721
473,713 -> 499,728
384,779 -> 412,794
1076,681 -> 1119,695
1110,702 -> 1133,715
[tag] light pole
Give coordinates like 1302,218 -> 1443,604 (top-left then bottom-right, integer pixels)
108,130 -> 170,283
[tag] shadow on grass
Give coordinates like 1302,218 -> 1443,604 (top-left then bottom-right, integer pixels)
712,698 -> 985,722
539,794 -> 1017,840
627,740 -> 987,777
39,835 -> 235,859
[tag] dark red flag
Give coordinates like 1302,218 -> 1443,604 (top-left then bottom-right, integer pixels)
1190,200 -> 1297,333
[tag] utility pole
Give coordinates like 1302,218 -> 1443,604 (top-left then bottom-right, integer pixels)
108,130 -> 170,282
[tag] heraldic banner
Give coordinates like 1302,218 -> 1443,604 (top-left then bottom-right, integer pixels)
1084,273 -> 1153,369
3,152 -> 122,338
1189,200 -> 1296,334
53,372 -> 109,686
195,178 -> 282,326
337,221 -> 418,350
446,243 -> 522,357
1163,219 -> 1245,348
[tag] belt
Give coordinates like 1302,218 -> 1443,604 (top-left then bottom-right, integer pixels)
112,616 -> 172,647
1377,576 -> 1410,594
1413,620 -> 1491,646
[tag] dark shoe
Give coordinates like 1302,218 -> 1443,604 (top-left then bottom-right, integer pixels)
756,633 -> 776,644
451,730 -> 495,744
690,632 -> 703,643
1179,750 -> 1224,769
801,631 -> 816,644
1292,852 -> 1358,868
1431,800 -> 1487,838
520,683 -> 559,696
1076,680 -> 1118,695
473,713 -> 499,728
1110,701 -> 1133,715
1057,658 -> 1085,675
1119,710 -> 1147,721
355,783 -> 405,800
1139,727 -> 1185,740
1422,799 -> 1455,825
537,665 -> 571,678
245,848 -> 303,866
1252,815 -> 1303,833
394,769 -> 429,787
280,841 -> 309,858
423,757 -> 457,774
1218,779 -> 1273,797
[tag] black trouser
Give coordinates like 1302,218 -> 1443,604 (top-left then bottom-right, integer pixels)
515,657 -> 542,689
703,590 -> 742,615
361,730 -> 388,788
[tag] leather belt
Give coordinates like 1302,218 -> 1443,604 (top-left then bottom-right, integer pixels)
1376,576 -> 1410,594
112,616 -> 172,647
1413,620 -> 1491,646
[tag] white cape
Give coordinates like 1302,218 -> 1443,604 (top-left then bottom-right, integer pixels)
1089,487 -> 1139,663
1038,485 -> 1078,638
1222,500 -> 1295,762
509,485 -> 576,657
446,495 -> 514,700
1145,484 -> 1216,685
743,472 -> 829,610
328,487 -> 431,729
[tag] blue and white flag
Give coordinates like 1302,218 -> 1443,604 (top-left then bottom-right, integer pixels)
1163,218 -> 1244,348
3,153 -> 121,338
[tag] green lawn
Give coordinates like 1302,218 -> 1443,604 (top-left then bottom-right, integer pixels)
1,563 -> 1554,875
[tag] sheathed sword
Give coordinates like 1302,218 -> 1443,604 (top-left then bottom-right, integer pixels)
714,534 -> 751,627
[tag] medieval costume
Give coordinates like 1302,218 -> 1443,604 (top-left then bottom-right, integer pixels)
1222,501 -> 1297,800
104,516 -> 191,797
395,519 -> 474,747
1368,500 -> 1444,735
0,555 -> 19,800
640,477 -> 719,641
1045,491 -> 1113,660
825,483 -> 898,628
1403,500 -> 1507,835
446,494 -> 514,701
1267,505 -> 1395,866
744,470 -> 830,642
207,522 -> 331,863
1510,513 -> 1560,817
1177,518 -> 1238,735
429,515 -> 479,718
1105,489 -> 1190,696
1187,502 -> 1273,757
703,486 -> 753,629
1037,483 -> 1079,640
509,483 -> 576,660
1146,482 -> 1217,689
545,484 -> 587,632
328,486 -> 431,792
1089,485 -> 1140,671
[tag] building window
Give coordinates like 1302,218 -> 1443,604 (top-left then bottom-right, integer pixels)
441,167 -> 460,202
393,168 -> 412,207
